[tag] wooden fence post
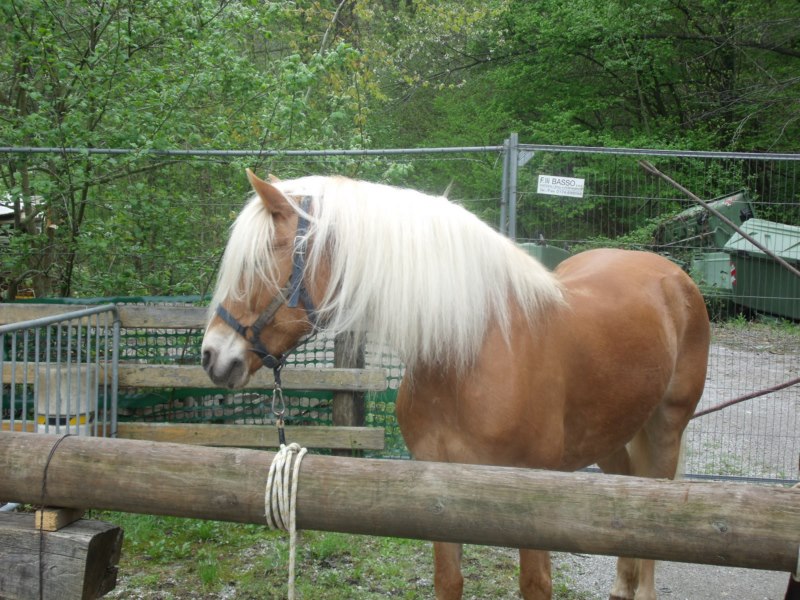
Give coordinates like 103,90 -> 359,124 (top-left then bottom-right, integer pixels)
332,332 -> 366,454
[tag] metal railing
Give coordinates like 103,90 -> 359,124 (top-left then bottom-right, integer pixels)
1,304 -> 120,437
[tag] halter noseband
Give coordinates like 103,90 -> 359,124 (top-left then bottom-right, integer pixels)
214,197 -> 317,370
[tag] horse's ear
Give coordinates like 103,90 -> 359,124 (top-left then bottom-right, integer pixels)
246,169 -> 292,217
268,174 -> 281,183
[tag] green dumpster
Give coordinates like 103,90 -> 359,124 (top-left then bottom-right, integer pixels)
723,218 -> 800,320
691,251 -> 735,294
519,243 -> 572,270
654,189 -> 755,251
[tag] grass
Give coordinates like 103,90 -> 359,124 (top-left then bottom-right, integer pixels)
94,511 -> 595,599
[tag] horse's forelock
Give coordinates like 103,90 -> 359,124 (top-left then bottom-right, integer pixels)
208,193 -> 281,320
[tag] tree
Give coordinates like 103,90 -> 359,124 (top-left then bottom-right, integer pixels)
365,0 -> 800,151
0,0 -> 376,299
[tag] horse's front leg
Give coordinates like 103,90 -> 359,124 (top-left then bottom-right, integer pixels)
433,542 -> 464,599
520,548 -> 552,599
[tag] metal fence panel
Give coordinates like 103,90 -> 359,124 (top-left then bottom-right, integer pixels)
1,305 -> 119,437
1,142 -> 798,484
511,144 -> 799,483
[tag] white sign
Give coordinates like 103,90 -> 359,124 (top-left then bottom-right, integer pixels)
537,174 -> 585,198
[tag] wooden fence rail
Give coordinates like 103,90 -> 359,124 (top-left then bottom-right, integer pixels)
1,432 -> 798,573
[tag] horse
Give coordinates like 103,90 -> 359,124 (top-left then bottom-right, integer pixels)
201,170 -> 711,600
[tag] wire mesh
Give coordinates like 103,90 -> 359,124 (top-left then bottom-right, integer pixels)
517,147 -> 799,482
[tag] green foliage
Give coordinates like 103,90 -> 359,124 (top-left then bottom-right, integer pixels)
0,0 -> 378,298
1,0 -> 798,299
368,0 -> 800,151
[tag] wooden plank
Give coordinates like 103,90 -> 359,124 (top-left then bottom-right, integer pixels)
3,362 -> 387,392
2,432 -> 799,573
0,421 -> 113,437
116,422 -> 385,450
1,363 -> 93,385
115,305 -> 206,329
0,512 -> 122,600
0,303 -> 206,329
0,421 -> 35,432
36,508 -> 86,532
0,304 -> 94,324
116,363 -> 388,391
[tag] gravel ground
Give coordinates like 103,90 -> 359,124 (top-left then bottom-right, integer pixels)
554,553 -> 790,599
683,324 -> 799,483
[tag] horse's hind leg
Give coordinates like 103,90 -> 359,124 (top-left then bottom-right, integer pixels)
600,403 -> 692,600
433,542 -> 464,599
519,549 -> 552,599
598,411 -> 689,600
597,447 -> 639,600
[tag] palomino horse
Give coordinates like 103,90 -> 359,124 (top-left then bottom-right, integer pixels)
202,171 -> 710,600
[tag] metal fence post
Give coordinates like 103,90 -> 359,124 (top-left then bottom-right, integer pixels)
500,137 -> 510,235
507,132 -> 519,240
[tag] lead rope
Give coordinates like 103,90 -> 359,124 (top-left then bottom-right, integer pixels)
266,366 -> 307,599
266,442 -> 307,599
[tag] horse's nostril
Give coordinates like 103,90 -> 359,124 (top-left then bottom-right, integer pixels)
226,359 -> 245,388
202,349 -> 214,370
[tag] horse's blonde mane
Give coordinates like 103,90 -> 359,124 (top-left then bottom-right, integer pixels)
212,175 -> 565,370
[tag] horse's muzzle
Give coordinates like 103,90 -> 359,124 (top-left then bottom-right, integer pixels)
202,348 -> 247,389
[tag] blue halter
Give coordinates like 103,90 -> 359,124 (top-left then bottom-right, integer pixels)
214,197 -> 317,370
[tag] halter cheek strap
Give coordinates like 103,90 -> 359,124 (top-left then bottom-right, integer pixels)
214,197 -> 317,371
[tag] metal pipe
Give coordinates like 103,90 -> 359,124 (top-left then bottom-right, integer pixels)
0,304 -> 119,334
0,145 -> 504,157
519,144 -> 800,161
507,132 -> 519,239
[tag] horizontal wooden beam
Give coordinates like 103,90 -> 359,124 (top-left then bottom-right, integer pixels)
1,364 -> 96,387
0,422 -> 35,433
116,305 -> 206,329
115,364 -> 388,391
2,363 -> 387,392
1,432 -> 798,573
1,304 -> 206,329
116,422 -> 385,450
0,421 -> 384,450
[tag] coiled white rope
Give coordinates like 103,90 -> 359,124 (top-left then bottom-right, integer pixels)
265,442 -> 308,599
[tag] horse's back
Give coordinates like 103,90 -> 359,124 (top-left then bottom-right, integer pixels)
555,248 -> 708,335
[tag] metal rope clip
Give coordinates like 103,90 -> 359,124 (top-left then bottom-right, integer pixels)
271,365 -> 287,446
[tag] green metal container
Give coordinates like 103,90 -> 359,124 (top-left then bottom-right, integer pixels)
654,190 -> 756,251
690,251 -> 735,294
723,218 -> 800,320
519,243 -> 572,270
